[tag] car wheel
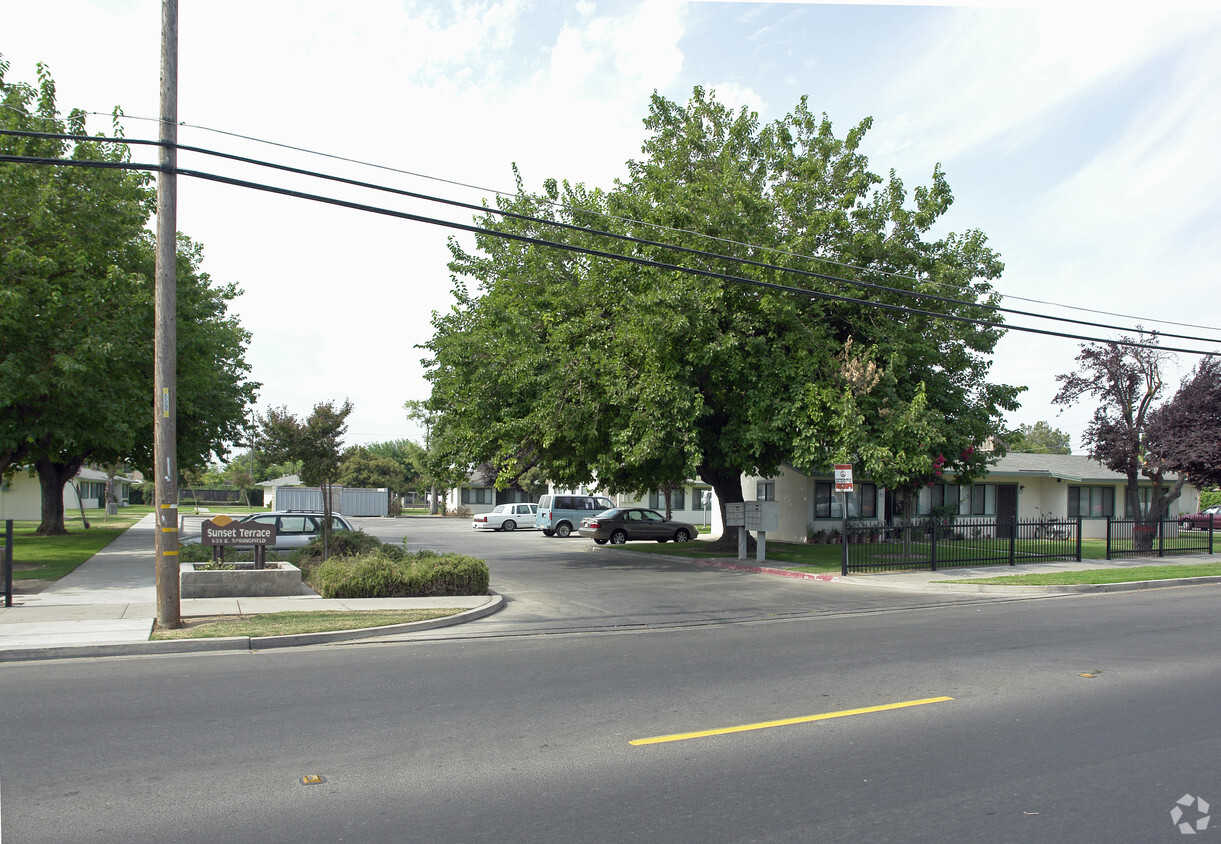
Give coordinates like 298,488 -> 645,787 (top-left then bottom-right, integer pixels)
503,520 -> 516,532
609,530 -> 627,545
556,522 -> 572,538
656,538 -> 668,543
674,528 -> 691,542
594,538 -> 607,545
542,529 -> 554,537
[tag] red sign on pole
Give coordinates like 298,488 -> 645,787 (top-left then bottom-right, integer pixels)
834,464 -> 853,492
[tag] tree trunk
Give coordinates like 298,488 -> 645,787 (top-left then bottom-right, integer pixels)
1127,471 -> 1157,553
700,463 -> 752,553
35,455 -> 85,536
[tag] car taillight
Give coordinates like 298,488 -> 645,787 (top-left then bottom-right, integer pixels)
587,520 -> 600,528
474,516 -> 486,523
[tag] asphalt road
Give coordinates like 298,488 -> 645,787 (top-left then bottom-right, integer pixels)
350,516 -> 1028,638
1,520 -> 1218,843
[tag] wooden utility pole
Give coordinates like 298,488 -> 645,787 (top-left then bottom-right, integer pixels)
154,0 -> 180,628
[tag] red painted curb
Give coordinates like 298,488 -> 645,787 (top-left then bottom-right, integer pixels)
690,557 -> 844,583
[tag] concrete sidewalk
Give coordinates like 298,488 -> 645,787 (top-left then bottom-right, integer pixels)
0,514 -> 500,659
3,515 -> 1215,661
690,552 -> 1221,593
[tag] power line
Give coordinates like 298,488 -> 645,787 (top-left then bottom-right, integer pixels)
5,127 -> 1220,349
3,148 -> 1216,359
65,111 -> 1221,336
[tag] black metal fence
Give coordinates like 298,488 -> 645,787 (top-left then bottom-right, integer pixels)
1105,517 -> 1214,559
843,516 -> 1084,574
842,514 -> 1217,574
2,519 -> 12,607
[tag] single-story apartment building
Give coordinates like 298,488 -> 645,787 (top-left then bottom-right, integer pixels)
745,452 -> 1199,544
0,466 -> 136,521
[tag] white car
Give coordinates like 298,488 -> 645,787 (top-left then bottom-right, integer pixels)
472,503 -> 539,532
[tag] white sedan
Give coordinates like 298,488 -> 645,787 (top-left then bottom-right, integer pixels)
471,503 -> 539,532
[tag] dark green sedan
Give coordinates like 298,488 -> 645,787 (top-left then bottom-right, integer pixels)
577,508 -> 698,545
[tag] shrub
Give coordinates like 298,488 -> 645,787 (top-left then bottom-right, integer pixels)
294,529 -> 404,566
306,550 -> 490,598
450,505 -> 472,519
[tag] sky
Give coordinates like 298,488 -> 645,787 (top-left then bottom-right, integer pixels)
5,0 -> 1221,457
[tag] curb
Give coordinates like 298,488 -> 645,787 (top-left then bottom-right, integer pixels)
0,593 -> 504,663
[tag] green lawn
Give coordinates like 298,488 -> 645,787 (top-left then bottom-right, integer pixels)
942,561 -> 1221,586
4,508 -> 150,581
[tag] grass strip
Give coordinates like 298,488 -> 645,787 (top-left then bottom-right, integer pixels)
150,608 -> 463,639
7,525 -> 135,580
941,561 -> 1221,586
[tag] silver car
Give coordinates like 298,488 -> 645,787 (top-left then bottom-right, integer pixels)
184,511 -> 355,551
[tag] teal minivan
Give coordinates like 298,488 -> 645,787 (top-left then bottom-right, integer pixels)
534,493 -> 615,537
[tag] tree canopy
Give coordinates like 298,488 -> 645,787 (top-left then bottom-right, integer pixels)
260,400 -> 352,558
422,88 -> 1022,538
1052,334 -> 1219,547
1006,421 -> 1072,455
1145,356 -> 1221,490
338,446 -> 407,493
0,57 -> 258,533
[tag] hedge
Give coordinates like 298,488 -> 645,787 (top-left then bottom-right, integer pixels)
305,550 -> 490,598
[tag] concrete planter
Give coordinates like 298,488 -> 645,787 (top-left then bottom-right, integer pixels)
180,562 -> 303,599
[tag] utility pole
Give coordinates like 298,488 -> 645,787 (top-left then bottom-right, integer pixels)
154,0 -> 180,628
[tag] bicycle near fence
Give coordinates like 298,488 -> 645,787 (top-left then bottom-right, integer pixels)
1033,507 -> 1071,541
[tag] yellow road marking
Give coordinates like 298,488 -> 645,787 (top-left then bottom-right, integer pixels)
630,696 -> 954,746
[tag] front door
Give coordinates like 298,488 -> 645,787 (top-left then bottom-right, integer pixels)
997,484 -> 1018,538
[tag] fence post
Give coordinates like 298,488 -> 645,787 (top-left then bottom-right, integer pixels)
1210,520 -> 1214,556
1105,517 -> 1112,560
1158,517 -> 1165,557
929,521 -> 937,572
1008,517 -> 1016,565
1075,515 -> 1083,561
3,519 -> 12,608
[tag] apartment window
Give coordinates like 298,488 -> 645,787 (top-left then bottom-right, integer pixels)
1068,486 -> 1115,518
650,489 -> 687,511
1125,487 -> 1153,518
461,487 -> 492,505
968,484 -> 996,516
815,482 -> 877,519
757,481 -> 776,501
692,487 -> 712,510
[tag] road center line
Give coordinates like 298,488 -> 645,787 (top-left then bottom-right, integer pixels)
629,696 -> 954,745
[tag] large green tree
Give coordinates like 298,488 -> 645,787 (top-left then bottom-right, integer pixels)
338,446 -> 406,493
423,88 -> 1021,544
0,58 -> 258,533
